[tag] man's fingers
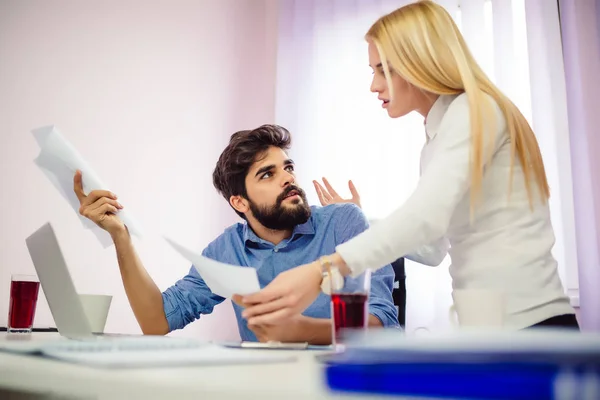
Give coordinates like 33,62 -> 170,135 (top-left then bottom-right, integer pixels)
247,308 -> 293,326
232,294 -> 244,307
88,197 -> 122,214
242,296 -> 290,320
249,324 -> 268,342
83,190 -> 118,207
348,180 -> 360,201
94,203 -> 118,217
73,170 -> 86,203
248,323 -> 265,335
315,181 -> 332,202
74,171 -> 117,206
322,177 -> 340,199
242,283 -> 286,307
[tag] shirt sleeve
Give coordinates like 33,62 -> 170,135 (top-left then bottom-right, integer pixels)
336,95 -> 506,276
161,247 -> 226,332
334,204 -> 399,328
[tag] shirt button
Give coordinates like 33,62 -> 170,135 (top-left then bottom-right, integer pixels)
274,249 -> 279,253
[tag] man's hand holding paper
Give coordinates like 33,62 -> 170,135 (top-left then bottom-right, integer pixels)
32,125 -> 143,247
74,171 -> 126,238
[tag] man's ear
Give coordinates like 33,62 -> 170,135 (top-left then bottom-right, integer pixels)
230,195 -> 249,215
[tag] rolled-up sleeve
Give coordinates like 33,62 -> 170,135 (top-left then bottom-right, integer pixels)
366,268 -> 398,328
335,204 -> 399,328
162,248 -> 225,332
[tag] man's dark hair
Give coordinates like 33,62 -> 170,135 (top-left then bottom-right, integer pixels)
213,124 -> 292,219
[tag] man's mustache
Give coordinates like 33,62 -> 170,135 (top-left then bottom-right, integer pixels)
277,185 -> 305,204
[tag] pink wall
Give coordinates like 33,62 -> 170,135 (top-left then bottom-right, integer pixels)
559,0 -> 600,331
0,0 -> 278,339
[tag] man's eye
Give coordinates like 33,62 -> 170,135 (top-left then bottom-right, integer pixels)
285,165 -> 295,172
261,172 -> 272,179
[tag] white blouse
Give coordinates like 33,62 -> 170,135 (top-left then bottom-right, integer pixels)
336,94 -> 573,328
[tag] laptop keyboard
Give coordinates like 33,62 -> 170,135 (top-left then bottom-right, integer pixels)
45,336 -> 206,353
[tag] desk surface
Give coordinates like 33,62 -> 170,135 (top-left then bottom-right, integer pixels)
0,333 -> 391,400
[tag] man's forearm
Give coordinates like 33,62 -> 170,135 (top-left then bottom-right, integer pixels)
301,314 -> 383,345
368,314 -> 383,327
112,229 -> 169,335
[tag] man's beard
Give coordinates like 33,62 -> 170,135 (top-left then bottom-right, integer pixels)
248,185 -> 311,231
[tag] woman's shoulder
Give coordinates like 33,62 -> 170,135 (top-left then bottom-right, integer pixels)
447,92 -> 502,114
444,92 -> 507,133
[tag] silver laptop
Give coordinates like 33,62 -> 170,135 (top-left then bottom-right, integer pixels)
25,222 -> 101,340
24,222 -> 202,349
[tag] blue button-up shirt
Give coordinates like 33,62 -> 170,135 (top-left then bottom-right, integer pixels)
162,203 -> 398,341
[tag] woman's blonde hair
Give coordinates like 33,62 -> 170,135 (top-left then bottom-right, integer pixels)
366,0 -> 549,210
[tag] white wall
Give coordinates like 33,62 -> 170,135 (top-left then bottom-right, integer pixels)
0,0 -> 278,340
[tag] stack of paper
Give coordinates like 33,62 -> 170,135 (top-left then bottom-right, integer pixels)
32,125 -> 143,248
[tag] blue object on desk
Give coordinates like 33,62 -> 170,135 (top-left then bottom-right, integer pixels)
322,329 -> 600,399
325,360 -> 593,399
323,345 -> 600,399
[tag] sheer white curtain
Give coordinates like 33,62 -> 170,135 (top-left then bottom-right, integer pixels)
558,0 -> 600,332
274,0 -> 578,332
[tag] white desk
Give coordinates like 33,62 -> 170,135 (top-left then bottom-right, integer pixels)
0,333 -> 396,400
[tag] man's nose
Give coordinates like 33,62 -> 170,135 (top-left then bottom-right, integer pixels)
282,171 -> 295,187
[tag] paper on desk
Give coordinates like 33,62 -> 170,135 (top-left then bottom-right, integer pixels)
32,125 -> 143,248
164,237 -> 260,298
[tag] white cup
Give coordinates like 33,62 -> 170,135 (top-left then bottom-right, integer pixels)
449,289 -> 504,329
79,294 -> 112,333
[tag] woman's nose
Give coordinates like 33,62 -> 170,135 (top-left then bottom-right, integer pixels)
370,77 -> 378,93
371,75 -> 384,93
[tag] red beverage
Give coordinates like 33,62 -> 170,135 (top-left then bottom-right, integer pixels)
8,280 -> 40,332
331,293 -> 368,343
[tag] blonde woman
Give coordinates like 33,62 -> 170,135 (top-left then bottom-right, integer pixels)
239,0 -> 577,329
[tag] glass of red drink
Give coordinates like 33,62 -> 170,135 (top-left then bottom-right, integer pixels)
330,269 -> 371,349
8,274 -> 40,333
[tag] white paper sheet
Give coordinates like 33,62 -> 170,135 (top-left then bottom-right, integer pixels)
32,125 -> 143,247
164,237 -> 261,298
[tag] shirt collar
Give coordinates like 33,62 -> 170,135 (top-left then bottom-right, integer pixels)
292,217 -> 315,236
242,223 -> 261,244
424,94 -> 460,140
242,216 -> 316,245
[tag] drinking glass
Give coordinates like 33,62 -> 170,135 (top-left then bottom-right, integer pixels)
7,274 -> 40,333
330,269 -> 371,349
